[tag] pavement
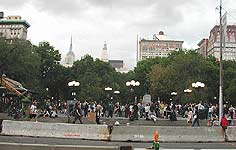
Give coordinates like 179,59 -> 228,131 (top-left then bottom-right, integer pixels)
0,135 -> 235,149
0,113 -> 209,126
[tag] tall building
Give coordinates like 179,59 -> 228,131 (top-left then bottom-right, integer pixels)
101,41 -> 109,62
139,31 -> 183,61
198,25 -> 236,60
0,15 -> 30,40
63,36 -> 75,67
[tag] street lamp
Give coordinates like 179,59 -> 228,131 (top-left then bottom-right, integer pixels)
170,91 -> 177,103
105,87 -> 112,91
171,91 -> 178,96
184,89 -> 192,102
114,90 -> 120,102
184,89 -> 192,94
192,81 -> 205,102
114,91 -> 120,94
192,82 -> 205,90
68,81 -> 80,100
105,87 -> 113,101
126,80 -> 140,103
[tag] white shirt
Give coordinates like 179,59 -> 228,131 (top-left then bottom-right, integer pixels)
30,104 -> 37,113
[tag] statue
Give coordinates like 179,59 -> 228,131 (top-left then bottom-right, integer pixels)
144,79 -> 151,94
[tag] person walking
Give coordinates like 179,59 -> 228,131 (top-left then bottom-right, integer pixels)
73,101 -> 83,124
192,106 -> 200,126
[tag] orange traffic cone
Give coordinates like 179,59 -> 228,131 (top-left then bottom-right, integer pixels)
153,130 -> 159,150
154,131 -> 159,142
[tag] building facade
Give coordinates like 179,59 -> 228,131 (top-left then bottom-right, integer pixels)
139,31 -> 184,61
197,39 -> 208,58
198,25 -> 236,60
0,15 -> 30,40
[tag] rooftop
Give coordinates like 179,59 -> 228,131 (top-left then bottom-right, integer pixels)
0,19 -> 30,28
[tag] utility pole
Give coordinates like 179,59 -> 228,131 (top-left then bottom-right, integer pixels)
136,35 -> 139,65
219,0 -> 223,122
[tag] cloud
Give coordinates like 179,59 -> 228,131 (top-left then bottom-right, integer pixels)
31,0 -> 89,18
0,0 -> 30,9
1,0 -> 236,70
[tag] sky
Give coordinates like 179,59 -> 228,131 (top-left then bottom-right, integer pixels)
0,0 -> 236,70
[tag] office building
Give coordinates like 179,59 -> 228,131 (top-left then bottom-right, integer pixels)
0,15 -> 30,40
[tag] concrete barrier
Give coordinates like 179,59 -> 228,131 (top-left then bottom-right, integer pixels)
1,120 -> 109,140
226,126 -> 236,142
0,142 -> 119,150
110,126 -> 224,142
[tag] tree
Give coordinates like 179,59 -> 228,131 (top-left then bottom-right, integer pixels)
0,38 -> 41,90
149,50 -> 218,103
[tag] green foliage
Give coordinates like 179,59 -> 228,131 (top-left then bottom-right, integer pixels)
0,39 -> 41,90
149,50 -> 219,103
71,55 -> 126,103
1,37 -> 236,106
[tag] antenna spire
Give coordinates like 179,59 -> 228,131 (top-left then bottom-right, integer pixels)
69,36 -> 72,52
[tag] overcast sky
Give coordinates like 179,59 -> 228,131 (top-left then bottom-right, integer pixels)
1,0 -> 236,69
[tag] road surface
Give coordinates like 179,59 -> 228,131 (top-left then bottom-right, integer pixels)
0,135 -> 235,149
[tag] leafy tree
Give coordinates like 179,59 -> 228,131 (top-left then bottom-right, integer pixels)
0,39 -> 41,90
149,50 -> 218,103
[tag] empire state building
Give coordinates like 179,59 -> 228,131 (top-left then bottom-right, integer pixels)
64,37 -> 75,67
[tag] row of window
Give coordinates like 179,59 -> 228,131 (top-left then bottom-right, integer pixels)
141,43 -> 182,48
0,24 -> 24,28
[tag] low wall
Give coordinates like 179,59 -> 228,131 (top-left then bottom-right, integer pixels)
226,126 -> 236,142
1,120 -> 229,142
1,120 -> 109,141
110,126 -> 224,142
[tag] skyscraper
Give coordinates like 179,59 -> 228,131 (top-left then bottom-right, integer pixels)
63,36 -> 75,67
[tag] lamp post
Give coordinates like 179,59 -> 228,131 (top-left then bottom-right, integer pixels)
192,82 -> 205,90
114,90 -> 120,102
184,89 -> 192,94
105,87 -> 113,102
184,89 -> 192,102
126,80 -> 140,103
67,81 -> 80,123
68,81 -> 80,101
192,81 -> 205,101
170,91 -> 178,103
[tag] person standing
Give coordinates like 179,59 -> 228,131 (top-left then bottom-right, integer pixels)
187,108 -> 193,126
30,101 -> 37,122
221,114 -> 229,138
133,103 -> 139,120
95,103 -> 102,124
107,102 -> 114,118
229,105 -> 235,119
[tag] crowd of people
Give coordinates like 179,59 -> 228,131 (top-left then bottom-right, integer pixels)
1,96 -> 236,128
